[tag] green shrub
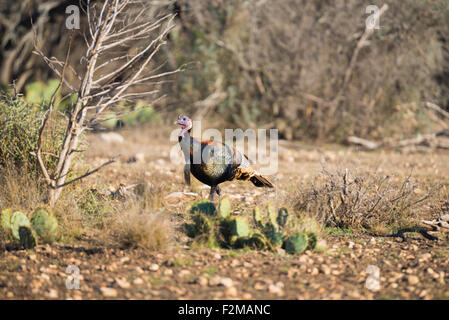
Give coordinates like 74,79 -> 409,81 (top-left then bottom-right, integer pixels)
0,90 -> 67,173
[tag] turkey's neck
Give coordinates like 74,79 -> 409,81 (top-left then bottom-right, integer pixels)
178,128 -> 194,160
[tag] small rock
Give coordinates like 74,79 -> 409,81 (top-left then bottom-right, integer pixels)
135,153 -> 145,163
120,257 -> 130,264
209,276 -> 222,286
275,248 -> 286,256
220,277 -> 234,288
195,277 -> 208,286
406,275 -> 420,285
368,237 -> 376,244
320,265 -> 331,275
254,282 -> 265,290
163,269 -> 173,276
419,253 -> 432,262
149,264 -> 159,272
268,283 -> 284,297
134,266 -> 144,274
115,278 -> 131,289
179,269 -> 190,277
214,253 -> 222,260
225,286 -> 238,297
100,287 -> 118,297
46,289 -> 59,299
310,267 -> 319,276
133,278 -> 144,285
27,254 -> 37,262
242,292 -> 252,300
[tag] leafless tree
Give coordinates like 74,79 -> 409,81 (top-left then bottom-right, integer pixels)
34,0 -> 180,206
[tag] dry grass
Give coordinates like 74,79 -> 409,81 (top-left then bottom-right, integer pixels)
108,208 -> 172,251
294,166 -> 437,234
107,179 -> 173,251
0,160 -> 172,251
0,164 -> 45,211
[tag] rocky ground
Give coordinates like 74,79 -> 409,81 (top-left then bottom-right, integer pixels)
0,127 -> 448,299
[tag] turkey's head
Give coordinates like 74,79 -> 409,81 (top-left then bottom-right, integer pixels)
175,115 -> 192,137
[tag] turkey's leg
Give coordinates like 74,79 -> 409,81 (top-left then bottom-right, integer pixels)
183,164 -> 191,186
209,185 -> 217,201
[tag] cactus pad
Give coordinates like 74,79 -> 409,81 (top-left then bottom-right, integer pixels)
284,232 -> 309,254
277,207 -> 289,228
190,200 -> 217,216
264,225 -> 285,248
218,197 -> 231,219
253,206 -> 264,228
31,209 -> 58,243
306,232 -> 318,251
192,214 -> 214,235
19,226 -> 38,249
234,233 -> 267,250
11,211 -> 31,240
0,208 -> 12,233
230,217 -> 251,237
266,204 -> 277,226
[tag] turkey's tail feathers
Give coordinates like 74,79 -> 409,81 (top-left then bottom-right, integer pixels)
234,168 -> 274,188
250,175 -> 274,188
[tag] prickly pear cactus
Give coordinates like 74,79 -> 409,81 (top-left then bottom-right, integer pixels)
190,200 -> 217,217
231,217 -> 251,238
0,208 -> 12,234
218,197 -> 231,219
11,211 -> 31,240
253,206 -> 264,228
264,224 -> 285,249
306,232 -> 318,251
19,226 -> 38,249
191,214 -> 214,235
185,198 -> 320,254
220,217 -> 251,245
266,204 -> 277,227
234,232 -> 267,250
284,232 -> 308,254
31,209 -> 58,243
277,207 -> 289,228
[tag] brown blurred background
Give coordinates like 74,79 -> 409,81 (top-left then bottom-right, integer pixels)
1,0 -> 448,142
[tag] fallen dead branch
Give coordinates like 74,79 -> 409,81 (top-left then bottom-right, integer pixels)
347,130 -> 449,152
422,214 -> 449,232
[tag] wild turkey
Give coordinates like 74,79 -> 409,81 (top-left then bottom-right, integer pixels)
176,115 -> 274,200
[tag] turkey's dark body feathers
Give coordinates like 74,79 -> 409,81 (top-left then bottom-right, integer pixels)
178,130 -> 273,199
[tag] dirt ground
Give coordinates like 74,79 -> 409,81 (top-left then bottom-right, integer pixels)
0,127 -> 448,300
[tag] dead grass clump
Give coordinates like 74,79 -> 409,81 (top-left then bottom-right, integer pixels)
295,167 -> 435,234
106,181 -> 172,251
0,164 -> 45,211
110,209 -> 172,251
